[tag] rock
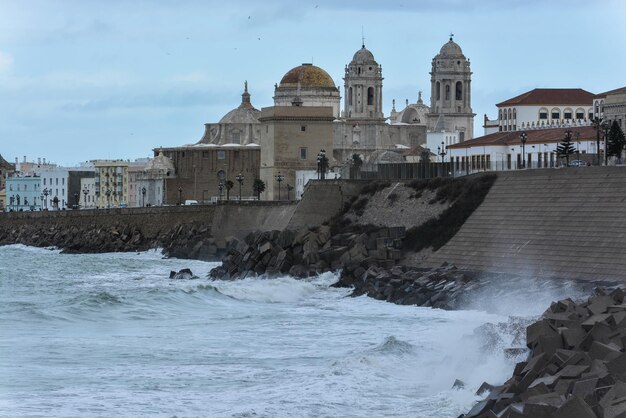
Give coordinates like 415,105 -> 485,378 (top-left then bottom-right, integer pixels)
169,268 -> 197,280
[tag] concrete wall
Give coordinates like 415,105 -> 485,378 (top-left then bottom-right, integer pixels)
424,167 -> 626,281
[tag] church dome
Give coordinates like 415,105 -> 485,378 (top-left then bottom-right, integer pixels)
352,46 -> 376,63
279,64 -> 336,89
219,81 -> 260,124
146,151 -> 175,173
438,38 -> 464,57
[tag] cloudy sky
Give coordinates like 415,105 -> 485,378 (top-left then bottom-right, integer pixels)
1,0 -> 625,166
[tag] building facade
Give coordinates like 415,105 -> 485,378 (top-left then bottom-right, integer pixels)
93,161 -> 129,208
5,175 -> 41,211
427,36 -> 475,141
602,87 -> 626,130
259,106 -> 334,200
484,89 -> 596,135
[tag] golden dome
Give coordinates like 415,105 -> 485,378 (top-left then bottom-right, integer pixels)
279,64 -> 336,89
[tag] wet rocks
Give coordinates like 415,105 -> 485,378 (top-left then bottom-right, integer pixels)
169,268 -> 198,280
462,287 -> 626,418
209,225 -> 406,280
336,263 -> 482,310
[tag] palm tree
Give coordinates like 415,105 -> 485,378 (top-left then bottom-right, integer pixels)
225,180 -> 234,200
253,178 -> 266,200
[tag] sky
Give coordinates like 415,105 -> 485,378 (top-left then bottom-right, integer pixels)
1,0 -> 625,167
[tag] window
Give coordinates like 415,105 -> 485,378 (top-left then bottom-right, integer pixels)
564,109 -> 572,120
445,84 -> 450,100
202,151 -> 209,158
56,178 -> 59,185
349,87 -> 353,106
436,82 -> 441,100
231,131 -> 241,144
551,109 -> 560,120
539,109 -> 548,120
300,147 -> 307,160
455,81 -> 462,100
217,150 -> 226,160
576,109 -> 585,120
367,87 -> 374,105
43,178 -> 46,185
301,126 -> 306,132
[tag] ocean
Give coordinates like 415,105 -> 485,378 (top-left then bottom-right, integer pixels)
0,245 -> 589,417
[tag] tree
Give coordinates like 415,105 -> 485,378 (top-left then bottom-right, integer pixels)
225,180 -> 234,200
556,130 -> 576,166
607,120 -> 626,163
252,178 -> 265,200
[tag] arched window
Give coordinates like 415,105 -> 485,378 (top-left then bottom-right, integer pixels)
349,87 -> 353,106
575,108 -> 585,120
551,108 -> 560,120
367,87 -> 374,106
503,111 -> 507,120
563,108 -> 573,120
539,108 -> 548,120
499,109 -> 502,120
436,82 -> 441,100
455,81 -> 462,100
445,84 -> 450,100
508,109 -> 512,120
513,109 -> 517,120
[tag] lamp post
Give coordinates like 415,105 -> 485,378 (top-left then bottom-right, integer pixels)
178,187 -> 182,205
317,149 -> 328,180
40,192 -> 44,211
275,172 -> 284,200
106,188 -> 111,208
603,122 -> 610,166
16,194 -> 20,211
287,184 -> 293,201
141,187 -> 146,207
43,188 -> 49,210
437,141 -> 447,176
575,131 -> 581,163
73,192 -> 79,209
235,172 -> 244,201
83,187 -> 88,209
519,131 -> 528,169
9,196 -> 14,211
592,117 -> 603,165
218,182 -> 224,201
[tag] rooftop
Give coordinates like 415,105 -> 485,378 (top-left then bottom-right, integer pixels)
497,88 -> 596,107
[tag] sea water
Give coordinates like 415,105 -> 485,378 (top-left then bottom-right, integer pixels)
0,245 -> 590,417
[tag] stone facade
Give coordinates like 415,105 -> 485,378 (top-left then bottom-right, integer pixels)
603,88 -> 626,131
158,145 -> 260,203
427,37 -> 475,141
0,153 -> 15,210
259,106 -> 334,200
93,160 -> 129,208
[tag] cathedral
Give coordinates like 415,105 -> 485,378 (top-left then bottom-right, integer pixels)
156,37 -> 475,201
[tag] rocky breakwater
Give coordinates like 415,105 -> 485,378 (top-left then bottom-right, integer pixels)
463,287 -> 626,418
209,225 -> 405,279
0,219 -> 228,261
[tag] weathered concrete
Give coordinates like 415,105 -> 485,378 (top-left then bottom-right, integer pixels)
425,167 -> 626,281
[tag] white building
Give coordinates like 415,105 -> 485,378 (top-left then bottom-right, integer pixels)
483,88 -> 596,135
80,177 -> 96,209
39,167 -> 69,210
447,125 -> 598,173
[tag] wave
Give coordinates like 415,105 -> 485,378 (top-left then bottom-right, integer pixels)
369,336 -> 416,356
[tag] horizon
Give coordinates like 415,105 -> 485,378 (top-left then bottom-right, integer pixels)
1,0 -> 625,167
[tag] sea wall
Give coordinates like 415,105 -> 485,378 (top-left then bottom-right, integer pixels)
424,167 -> 626,281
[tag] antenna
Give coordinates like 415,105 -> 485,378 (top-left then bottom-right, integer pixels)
361,26 -> 365,48
449,32 -> 454,41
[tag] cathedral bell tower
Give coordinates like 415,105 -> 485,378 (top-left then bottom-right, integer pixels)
343,44 -> 384,121
427,35 -> 475,141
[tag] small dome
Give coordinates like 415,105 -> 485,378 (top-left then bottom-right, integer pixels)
146,152 -> 175,173
352,46 -> 376,63
279,64 -> 336,89
219,81 -> 260,124
219,107 -> 260,124
438,38 -> 464,57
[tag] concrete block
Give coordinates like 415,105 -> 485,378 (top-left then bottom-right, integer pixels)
553,395 -> 597,418
589,341 -> 622,361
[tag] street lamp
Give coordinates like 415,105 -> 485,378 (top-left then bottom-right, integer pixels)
178,187 -> 182,205
592,117 -> 603,165
141,187 -> 146,207
287,184 -> 293,201
106,188 -> 111,208
437,141 -> 447,176
519,131 -> 528,169
235,173 -> 244,201
16,194 -> 20,211
575,131 -> 581,163
43,188 -> 49,210
9,196 -> 14,211
218,182 -> 224,201
317,149 -> 328,180
83,187 -> 88,209
73,192 -> 79,209
603,122 -> 610,166
275,172 -> 284,200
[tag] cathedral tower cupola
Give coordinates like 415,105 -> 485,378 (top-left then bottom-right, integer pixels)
343,43 -> 384,121
427,35 -> 475,140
